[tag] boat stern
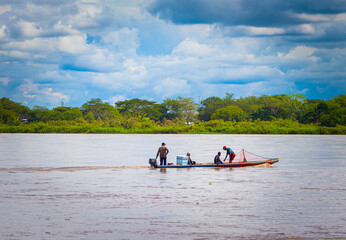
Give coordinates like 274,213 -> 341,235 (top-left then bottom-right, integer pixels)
149,158 -> 157,168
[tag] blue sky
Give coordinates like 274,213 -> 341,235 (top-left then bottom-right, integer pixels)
0,0 -> 345,108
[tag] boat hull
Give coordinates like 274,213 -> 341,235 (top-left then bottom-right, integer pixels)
154,158 -> 279,169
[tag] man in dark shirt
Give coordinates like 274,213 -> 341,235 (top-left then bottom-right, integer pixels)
214,152 -> 223,165
156,142 -> 169,165
187,152 -> 196,165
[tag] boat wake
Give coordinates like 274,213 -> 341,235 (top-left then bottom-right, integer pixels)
0,166 -> 149,172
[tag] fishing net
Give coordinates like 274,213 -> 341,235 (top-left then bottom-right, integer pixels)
231,149 -> 272,163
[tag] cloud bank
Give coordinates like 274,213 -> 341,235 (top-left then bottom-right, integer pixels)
0,0 -> 345,107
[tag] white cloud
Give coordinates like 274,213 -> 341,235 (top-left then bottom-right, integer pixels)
172,38 -> 217,57
66,48 -> 125,72
106,95 -> 126,105
0,5 -> 11,15
278,46 -> 320,62
43,88 -> 68,100
334,13 -> 346,22
218,66 -> 283,81
53,21 -> 80,35
2,50 -> 31,59
102,27 -> 139,55
0,77 -> 9,85
87,59 -> 148,90
80,0 -> 99,3
38,70 -> 73,83
17,20 -> 43,37
58,35 -> 90,54
4,38 -> 56,53
296,13 -> 330,22
78,1 -> 103,16
235,26 -> 285,36
294,24 -> 316,34
124,58 -> 146,73
66,1 -> 103,29
153,78 -> 190,97
17,80 -> 69,107
0,25 -> 6,38
179,24 -> 222,40
18,80 -> 39,99
3,34 -> 90,60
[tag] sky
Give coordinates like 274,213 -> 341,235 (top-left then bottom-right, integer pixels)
0,0 -> 345,108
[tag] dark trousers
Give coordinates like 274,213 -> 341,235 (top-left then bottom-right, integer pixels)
160,157 -> 167,165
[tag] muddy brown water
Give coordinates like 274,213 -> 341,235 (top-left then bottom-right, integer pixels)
0,134 -> 345,239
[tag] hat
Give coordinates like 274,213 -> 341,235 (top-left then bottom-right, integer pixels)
223,146 -> 226,150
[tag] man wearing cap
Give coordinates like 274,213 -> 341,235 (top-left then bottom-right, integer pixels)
156,142 -> 169,165
223,146 -> 236,163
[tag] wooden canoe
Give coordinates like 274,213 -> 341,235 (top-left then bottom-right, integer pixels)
153,158 -> 279,169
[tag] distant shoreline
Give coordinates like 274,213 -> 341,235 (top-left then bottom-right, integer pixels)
2,95 -> 345,135
1,120 -> 345,134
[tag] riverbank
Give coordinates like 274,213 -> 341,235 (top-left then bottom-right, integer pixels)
1,120 -> 345,134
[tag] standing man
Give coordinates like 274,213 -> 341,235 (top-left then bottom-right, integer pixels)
223,146 -> 236,163
156,142 -> 169,165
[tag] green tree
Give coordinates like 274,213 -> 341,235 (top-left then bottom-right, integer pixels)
0,97 -> 30,121
277,93 -> 305,120
198,93 -> 235,121
48,110 -> 63,121
198,96 -> 224,121
0,108 -> 18,124
28,106 -> 50,122
327,94 -> 346,126
211,106 -> 246,122
50,106 -> 83,121
84,111 -> 95,123
115,98 -> 160,120
161,98 -> 183,120
177,97 -> 198,123
261,95 -> 282,116
82,98 -> 119,121
53,106 -> 71,113
225,92 -> 235,100
299,100 -> 339,126
251,95 -> 284,121
62,108 -> 83,121
233,96 -> 261,113
161,97 -> 197,123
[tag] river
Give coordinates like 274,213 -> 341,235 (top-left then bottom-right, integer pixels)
0,134 -> 345,239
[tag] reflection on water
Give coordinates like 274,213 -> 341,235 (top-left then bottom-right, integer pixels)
0,134 -> 345,239
0,163 -> 274,173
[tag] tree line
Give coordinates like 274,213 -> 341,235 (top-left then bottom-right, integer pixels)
0,93 -> 345,132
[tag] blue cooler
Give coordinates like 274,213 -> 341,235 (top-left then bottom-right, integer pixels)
176,156 -> 189,165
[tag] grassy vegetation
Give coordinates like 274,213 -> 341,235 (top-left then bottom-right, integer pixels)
1,93 -> 345,134
1,119 -> 345,134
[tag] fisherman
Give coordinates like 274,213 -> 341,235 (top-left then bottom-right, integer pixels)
187,152 -> 196,165
223,146 -> 236,163
214,152 -> 223,165
156,142 -> 169,165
